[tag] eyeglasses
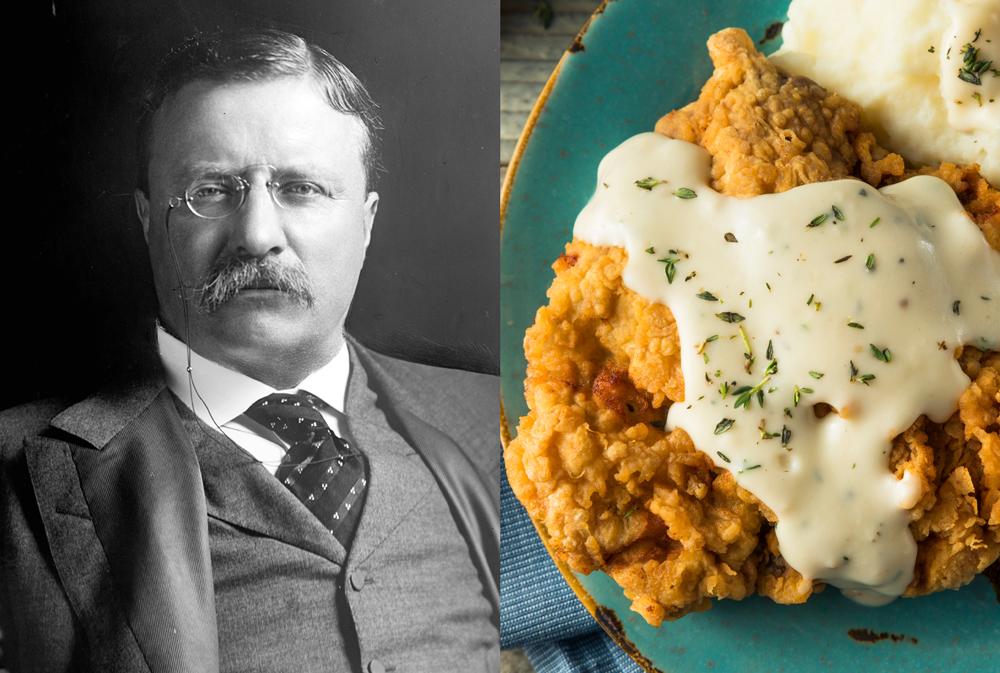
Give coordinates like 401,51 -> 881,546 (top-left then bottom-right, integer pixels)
167,165 -> 334,219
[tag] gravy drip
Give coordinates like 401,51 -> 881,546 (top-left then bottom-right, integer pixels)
574,133 -> 1000,604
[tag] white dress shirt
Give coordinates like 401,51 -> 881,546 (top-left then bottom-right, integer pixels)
157,326 -> 353,475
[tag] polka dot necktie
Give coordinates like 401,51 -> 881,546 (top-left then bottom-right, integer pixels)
244,393 -> 368,549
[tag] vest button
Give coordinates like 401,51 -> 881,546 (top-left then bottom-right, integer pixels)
367,660 -> 386,673
350,571 -> 367,591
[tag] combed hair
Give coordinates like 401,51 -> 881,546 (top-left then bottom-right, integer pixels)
136,28 -> 383,194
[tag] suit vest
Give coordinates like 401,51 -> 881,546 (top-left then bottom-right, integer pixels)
178,348 -> 498,673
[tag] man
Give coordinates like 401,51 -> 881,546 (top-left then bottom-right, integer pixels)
0,29 -> 499,672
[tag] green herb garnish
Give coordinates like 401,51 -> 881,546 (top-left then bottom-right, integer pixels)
807,213 -> 827,228
866,253 -> 875,270
659,257 -> 679,284
870,217 -> 880,228
724,232 -> 738,243
734,376 -> 772,411
870,344 -> 892,363
832,205 -> 844,220
834,255 -> 853,264
739,326 -> 753,358
673,187 -> 697,199
697,291 -> 719,301
635,177 -> 664,190
809,371 -> 824,379
953,300 -> 961,315
958,42 -> 993,85
847,322 -> 864,329
716,312 -> 745,323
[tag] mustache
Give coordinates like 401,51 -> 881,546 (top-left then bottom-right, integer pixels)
192,256 -> 315,314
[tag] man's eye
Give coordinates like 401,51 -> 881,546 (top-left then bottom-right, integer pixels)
280,181 -> 324,197
189,183 -> 233,200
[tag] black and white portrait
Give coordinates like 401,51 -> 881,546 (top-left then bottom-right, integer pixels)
1,2 -> 500,672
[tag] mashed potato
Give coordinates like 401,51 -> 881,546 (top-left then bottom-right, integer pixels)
770,0 -> 999,186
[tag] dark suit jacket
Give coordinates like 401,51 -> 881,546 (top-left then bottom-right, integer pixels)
0,339 -> 500,672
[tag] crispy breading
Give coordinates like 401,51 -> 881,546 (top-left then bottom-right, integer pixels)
655,28 -> 905,197
505,28 -> 1000,626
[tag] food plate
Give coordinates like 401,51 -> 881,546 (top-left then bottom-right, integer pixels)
499,0 -> 1000,670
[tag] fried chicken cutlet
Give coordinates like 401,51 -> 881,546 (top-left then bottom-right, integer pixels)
505,28 -> 1000,626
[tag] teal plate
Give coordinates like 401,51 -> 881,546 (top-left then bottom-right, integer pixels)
499,0 -> 1000,670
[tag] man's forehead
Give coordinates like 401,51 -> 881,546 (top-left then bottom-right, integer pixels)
149,77 -> 367,181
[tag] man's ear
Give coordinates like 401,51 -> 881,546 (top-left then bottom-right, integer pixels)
134,189 -> 151,243
362,192 -> 379,249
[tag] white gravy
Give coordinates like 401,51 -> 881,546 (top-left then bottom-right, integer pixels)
574,133 -> 1000,604
939,0 -> 1000,134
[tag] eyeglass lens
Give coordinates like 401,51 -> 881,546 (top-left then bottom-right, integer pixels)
183,171 -> 331,219
186,175 -> 248,219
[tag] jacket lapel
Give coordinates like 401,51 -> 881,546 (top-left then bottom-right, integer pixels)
181,409 -> 347,566
37,379 -> 220,673
346,339 -> 500,629
343,349 -> 435,567
24,436 -> 150,672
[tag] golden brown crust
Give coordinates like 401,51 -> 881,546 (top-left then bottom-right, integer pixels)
654,28 -> 905,197
505,27 -> 1000,626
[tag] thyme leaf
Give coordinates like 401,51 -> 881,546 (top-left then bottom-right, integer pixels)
870,217 -> 880,228
953,300 -> 961,315
716,312 -> 746,323
673,187 -> 697,199
697,291 -> 719,301
866,253 -> 875,270
635,177 -> 664,190
666,261 -> 677,283
834,255 -> 853,264
847,322 -> 865,329
724,232 -> 738,243
832,205 -> 845,220
739,325 -> 753,358
870,343 -> 892,363
809,371 -> 824,379
808,213 -> 827,228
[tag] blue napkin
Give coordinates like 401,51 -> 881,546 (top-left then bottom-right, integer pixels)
501,469 -> 645,672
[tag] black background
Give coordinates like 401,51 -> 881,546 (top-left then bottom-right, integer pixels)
7,0 -> 499,410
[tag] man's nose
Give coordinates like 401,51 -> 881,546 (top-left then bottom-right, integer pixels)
226,182 -> 286,258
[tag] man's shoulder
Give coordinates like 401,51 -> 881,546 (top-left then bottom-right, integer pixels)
351,338 -> 500,478
0,398 -> 76,440
358,344 -> 498,430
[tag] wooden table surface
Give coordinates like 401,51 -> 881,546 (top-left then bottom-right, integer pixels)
501,0 -> 603,186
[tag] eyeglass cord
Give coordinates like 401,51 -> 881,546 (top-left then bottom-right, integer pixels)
163,203 -> 336,468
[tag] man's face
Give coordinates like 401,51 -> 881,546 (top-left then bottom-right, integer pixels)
135,77 -> 378,383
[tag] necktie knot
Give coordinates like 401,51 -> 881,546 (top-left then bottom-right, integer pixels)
243,392 -> 368,548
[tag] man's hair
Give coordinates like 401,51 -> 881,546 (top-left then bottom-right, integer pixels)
136,28 -> 383,195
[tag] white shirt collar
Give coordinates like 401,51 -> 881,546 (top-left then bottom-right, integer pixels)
157,325 -> 350,427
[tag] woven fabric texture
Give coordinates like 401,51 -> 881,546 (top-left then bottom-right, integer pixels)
501,468 -> 643,672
